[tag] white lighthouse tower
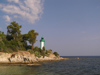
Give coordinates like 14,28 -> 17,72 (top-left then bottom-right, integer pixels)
40,37 -> 45,49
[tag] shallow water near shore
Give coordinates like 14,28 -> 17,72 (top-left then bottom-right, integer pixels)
0,56 -> 100,75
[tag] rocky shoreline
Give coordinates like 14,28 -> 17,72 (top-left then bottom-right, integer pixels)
0,51 -> 68,66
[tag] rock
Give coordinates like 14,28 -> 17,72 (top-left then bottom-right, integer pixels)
0,51 -> 66,64
9,51 -> 37,63
27,64 -> 41,66
48,53 -> 56,58
0,52 -> 11,63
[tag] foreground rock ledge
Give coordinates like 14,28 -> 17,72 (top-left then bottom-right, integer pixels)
0,51 -> 68,65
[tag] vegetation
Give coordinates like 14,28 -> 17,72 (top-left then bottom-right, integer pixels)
0,21 -> 38,52
53,52 -> 59,57
28,30 -> 38,50
0,21 -> 59,57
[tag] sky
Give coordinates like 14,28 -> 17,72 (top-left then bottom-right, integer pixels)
0,0 -> 100,56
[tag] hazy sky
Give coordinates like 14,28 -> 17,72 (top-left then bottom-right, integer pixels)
0,0 -> 100,56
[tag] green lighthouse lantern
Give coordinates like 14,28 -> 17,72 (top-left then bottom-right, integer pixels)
40,37 -> 45,49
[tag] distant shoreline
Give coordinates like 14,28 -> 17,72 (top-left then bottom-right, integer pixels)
61,56 -> 100,58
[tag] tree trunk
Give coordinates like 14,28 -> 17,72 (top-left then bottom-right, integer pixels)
32,43 -> 34,50
14,33 -> 16,40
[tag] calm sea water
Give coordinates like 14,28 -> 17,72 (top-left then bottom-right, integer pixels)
0,56 -> 100,75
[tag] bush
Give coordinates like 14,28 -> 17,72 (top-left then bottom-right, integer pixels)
46,49 -> 52,54
41,50 -> 45,58
4,48 -> 13,53
26,45 -> 32,50
53,52 -> 59,57
34,51 -> 41,58
28,49 -> 34,54
33,46 -> 42,52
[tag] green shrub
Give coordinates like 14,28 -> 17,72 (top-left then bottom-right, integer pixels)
33,46 -> 42,53
28,49 -> 35,54
53,52 -> 59,57
41,50 -> 45,58
46,49 -> 52,54
34,51 -> 41,58
4,48 -> 13,53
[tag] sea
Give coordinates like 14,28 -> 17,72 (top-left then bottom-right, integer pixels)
0,56 -> 100,75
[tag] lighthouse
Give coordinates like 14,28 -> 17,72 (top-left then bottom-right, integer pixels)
40,37 -> 45,49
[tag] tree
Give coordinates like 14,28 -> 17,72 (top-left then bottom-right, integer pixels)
0,31 -> 7,52
6,21 -> 23,50
7,21 -> 22,41
22,34 -> 29,42
28,30 -> 38,50
22,34 -> 29,49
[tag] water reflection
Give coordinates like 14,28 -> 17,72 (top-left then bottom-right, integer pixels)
0,66 -> 38,75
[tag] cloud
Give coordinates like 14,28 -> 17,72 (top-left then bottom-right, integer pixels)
3,15 -> 11,22
7,0 -> 19,3
0,0 -> 44,24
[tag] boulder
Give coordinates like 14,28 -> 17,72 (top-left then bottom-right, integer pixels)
0,52 -> 11,63
9,51 -> 37,63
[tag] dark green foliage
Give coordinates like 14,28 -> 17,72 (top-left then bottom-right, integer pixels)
3,40 -> 17,51
6,35 -> 13,41
21,34 -> 29,49
7,21 -> 22,41
28,30 -> 38,50
53,52 -> 59,57
6,21 -> 24,51
0,31 -> 7,52
26,45 -> 32,50
22,34 -> 29,41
